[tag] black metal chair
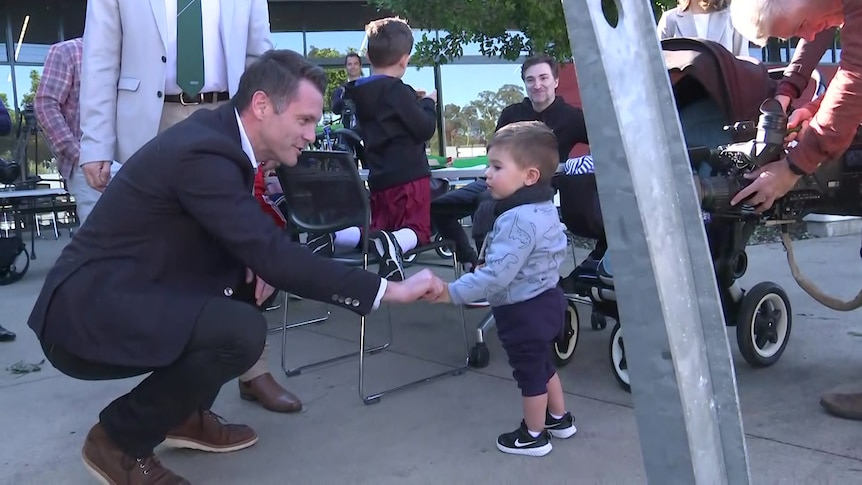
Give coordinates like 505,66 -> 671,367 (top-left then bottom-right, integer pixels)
275,150 -> 470,404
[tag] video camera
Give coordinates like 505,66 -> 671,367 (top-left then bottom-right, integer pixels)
693,98 -> 862,222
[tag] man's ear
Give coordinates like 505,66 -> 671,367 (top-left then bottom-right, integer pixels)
251,90 -> 270,119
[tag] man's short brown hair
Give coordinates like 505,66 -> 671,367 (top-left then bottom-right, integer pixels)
487,121 -> 559,183
364,17 -> 414,68
520,54 -> 559,80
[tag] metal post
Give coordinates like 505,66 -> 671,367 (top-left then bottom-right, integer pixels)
433,60 -> 446,156
559,1 -> 750,484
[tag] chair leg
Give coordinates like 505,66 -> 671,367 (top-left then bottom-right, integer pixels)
359,245 -> 471,405
279,253 -> 391,378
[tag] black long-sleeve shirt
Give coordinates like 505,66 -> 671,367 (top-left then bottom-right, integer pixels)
344,75 -> 436,191
496,96 -> 590,161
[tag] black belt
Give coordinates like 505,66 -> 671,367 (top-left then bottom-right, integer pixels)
164,91 -> 230,105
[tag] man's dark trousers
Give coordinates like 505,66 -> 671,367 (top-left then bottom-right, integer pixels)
41,293 -> 266,457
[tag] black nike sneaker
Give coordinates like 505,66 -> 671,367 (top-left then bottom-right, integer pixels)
545,411 -> 577,439
369,230 -> 405,281
306,232 -> 334,258
496,421 -> 553,457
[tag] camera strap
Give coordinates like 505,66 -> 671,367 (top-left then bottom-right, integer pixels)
780,228 -> 862,311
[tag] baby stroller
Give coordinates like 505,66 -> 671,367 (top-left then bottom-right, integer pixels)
555,38 -> 825,391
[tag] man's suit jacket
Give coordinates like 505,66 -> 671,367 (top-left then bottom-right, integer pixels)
79,0 -> 273,166
28,103 -> 383,368
656,7 -> 749,57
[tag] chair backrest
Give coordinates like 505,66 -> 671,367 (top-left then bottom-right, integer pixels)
275,150 -> 370,234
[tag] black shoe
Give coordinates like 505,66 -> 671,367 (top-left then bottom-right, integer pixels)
0,324 -> 15,342
496,421 -> 552,457
307,232 -> 334,258
545,411 -> 577,439
370,231 -> 405,281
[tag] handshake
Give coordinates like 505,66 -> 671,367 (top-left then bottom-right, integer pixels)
381,269 -> 450,304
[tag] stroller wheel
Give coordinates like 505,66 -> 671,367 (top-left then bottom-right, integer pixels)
552,302 -> 580,367
0,246 -> 30,286
469,342 -> 490,368
434,233 -> 453,259
735,282 -> 792,367
609,322 -> 631,392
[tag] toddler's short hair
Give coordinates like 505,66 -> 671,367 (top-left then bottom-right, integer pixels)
364,17 -> 414,68
487,121 -> 560,183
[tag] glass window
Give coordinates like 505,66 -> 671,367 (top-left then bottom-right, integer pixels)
0,66 -> 15,162
13,65 -> 44,112
271,32 -> 305,55
438,63 -> 525,155
8,3 -> 62,64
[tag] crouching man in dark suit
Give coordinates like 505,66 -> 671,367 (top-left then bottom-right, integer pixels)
26,49 -> 443,484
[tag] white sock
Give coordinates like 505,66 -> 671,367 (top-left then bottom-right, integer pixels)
334,227 -> 361,248
392,228 -> 418,252
550,412 -> 564,420
527,429 -> 541,438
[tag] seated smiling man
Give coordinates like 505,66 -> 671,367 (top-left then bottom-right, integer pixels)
27,49 -> 442,484
430,54 -> 590,274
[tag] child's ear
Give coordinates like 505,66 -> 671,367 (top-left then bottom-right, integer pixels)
525,167 -> 541,185
400,54 -> 410,69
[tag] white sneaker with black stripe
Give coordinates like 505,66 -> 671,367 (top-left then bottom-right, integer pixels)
496,421 -> 552,457
369,230 -> 405,281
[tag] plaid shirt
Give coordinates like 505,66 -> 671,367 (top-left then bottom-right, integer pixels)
34,38 -> 82,180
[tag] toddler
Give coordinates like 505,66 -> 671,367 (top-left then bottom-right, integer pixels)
434,121 -> 576,456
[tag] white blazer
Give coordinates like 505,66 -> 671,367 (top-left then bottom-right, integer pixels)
79,0 -> 273,166
657,7 -> 750,57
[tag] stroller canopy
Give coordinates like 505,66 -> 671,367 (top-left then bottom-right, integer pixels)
662,38 -> 778,132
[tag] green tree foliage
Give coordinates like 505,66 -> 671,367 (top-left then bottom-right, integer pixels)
444,83 -> 525,146
307,46 -> 351,112
371,0 -> 679,65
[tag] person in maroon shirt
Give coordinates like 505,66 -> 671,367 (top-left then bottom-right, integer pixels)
728,0 -> 850,212
731,0 -> 862,421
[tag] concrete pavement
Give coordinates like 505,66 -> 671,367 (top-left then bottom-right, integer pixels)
2,233 -> 862,484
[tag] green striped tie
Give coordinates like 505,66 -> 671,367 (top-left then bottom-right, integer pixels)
176,0 -> 205,96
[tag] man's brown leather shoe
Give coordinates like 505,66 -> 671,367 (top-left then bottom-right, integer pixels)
820,391 -> 862,421
82,423 -> 189,484
162,410 -> 257,453
239,373 -> 303,413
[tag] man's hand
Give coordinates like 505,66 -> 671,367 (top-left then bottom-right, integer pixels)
81,161 -> 113,192
246,268 -> 275,306
381,269 -> 445,303
729,158 -> 802,212
784,107 -> 813,145
424,90 -> 438,103
426,284 -> 451,304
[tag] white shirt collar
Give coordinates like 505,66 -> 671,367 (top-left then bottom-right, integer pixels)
234,109 -> 258,169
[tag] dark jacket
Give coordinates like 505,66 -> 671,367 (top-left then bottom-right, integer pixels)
344,75 -> 435,191
28,103 -> 382,368
496,96 -> 589,161
0,100 -> 11,136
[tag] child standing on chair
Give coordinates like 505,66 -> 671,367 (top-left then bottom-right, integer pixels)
309,16 -> 437,282
432,121 -> 576,457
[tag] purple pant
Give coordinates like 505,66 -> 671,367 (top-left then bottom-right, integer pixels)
492,287 -> 567,397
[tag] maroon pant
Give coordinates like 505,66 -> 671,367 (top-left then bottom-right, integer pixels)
369,177 -> 432,246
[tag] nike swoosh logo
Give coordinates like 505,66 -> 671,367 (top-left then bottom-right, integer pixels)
514,439 -> 535,448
